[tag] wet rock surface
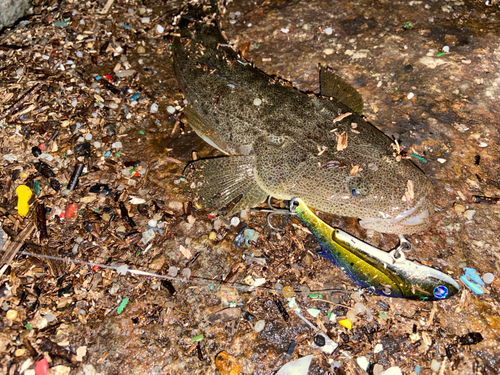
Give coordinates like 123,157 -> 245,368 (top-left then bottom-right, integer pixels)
0,0 -> 499,374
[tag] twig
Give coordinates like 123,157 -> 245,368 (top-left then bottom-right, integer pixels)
0,83 -> 42,120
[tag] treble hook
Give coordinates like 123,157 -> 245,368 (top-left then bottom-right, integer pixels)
250,196 -> 297,231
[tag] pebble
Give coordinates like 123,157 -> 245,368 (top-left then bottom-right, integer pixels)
430,359 -> 442,372
149,255 -> 164,270
137,45 -> 146,54
213,218 -> 222,230
381,367 -> 402,375
254,320 -> 266,332
282,285 -> 294,298
15,348 -> 27,357
354,302 -> 366,314
479,142 -> 488,148
374,343 -> 384,353
93,141 -> 101,149
346,309 -> 358,322
167,105 -> 176,114
373,364 -> 384,375
182,268 -> 191,279
150,103 -> 158,113
6,309 -> 18,320
168,266 -> 179,277
148,219 -> 158,227
323,48 -> 334,55
168,201 -> 183,211
112,141 -> 122,149
483,272 -> 495,284
157,25 -> 164,33
85,133 -> 92,141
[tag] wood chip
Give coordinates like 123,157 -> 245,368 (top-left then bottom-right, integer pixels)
332,112 -> 352,124
317,145 -> 328,156
337,132 -> 348,151
350,164 -> 360,176
0,221 -> 36,276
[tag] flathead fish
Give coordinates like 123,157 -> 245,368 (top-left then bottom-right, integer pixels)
174,3 -> 433,234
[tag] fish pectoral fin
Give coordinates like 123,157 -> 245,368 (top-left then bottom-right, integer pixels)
184,105 -> 234,154
319,65 -> 364,115
186,155 -> 268,215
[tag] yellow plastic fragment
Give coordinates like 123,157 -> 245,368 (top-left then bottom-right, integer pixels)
339,319 -> 352,330
282,285 -> 295,298
16,185 -> 32,217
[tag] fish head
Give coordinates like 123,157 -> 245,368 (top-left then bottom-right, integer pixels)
289,151 -> 434,235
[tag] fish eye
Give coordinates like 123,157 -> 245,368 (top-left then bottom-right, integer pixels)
347,178 -> 370,198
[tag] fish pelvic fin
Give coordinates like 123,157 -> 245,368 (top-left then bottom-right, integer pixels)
319,65 -> 364,115
186,156 -> 268,216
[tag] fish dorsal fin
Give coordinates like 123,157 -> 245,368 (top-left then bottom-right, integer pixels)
319,65 -> 363,115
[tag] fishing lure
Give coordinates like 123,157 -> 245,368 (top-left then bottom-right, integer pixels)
291,198 -> 460,300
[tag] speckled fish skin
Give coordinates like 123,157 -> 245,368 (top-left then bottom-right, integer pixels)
173,3 -> 434,235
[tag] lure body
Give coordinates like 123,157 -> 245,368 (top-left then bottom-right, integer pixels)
292,198 -> 459,300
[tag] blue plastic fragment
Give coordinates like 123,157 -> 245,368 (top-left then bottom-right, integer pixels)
105,151 -> 111,157
125,25 -> 130,29
433,285 -> 449,299
130,93 -> 141,101
460,267 -> 485,294
95,76 -> 101,80
414,365 -> 421,374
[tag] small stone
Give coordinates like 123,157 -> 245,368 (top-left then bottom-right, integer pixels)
168,266 -> 179,277
182,268 -> 191,279
157,25 -> 164,33
137,45 -> 146,54
479,142 -> 488,148
112,141 -> 122,149
454,204 -> 465,213
323,48 -> 334,55
374,343 -> 384,353
150,103 -> 158,113
346,309 -> 358,322
6,310 -> 18,320
167,105 -> 176,114
381,367 -> 402,375
430,359 -> 442,372
354,302 -> 366,314
187,215 -> 196,224
44,313 -> 56,322
404,64 -> 413,72
85,133 -> 92,141
314,334 -> 326,346
373,364 -> 384,375
15,348 -> 27,357
168,201 -> 183,211
483,272 -> 495,284
149,255 -> 165,270
463,209 -> 476,220
213,219 -> 222,230
254,320 -> 266,332
141,229 -> 155,244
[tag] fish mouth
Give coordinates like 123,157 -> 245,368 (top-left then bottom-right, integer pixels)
359,197 -> 433,234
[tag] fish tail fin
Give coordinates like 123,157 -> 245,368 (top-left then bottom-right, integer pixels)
186,156 -> 268,216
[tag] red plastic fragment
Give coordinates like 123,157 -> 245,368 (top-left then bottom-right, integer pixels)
207,214 -> 214,219
38,144 -> 45,151
92,265 -> 100,272
35,358 -> 49,375
66,203 -> 78,218
104,74 -> 113,82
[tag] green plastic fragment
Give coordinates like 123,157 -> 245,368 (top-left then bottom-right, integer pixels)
129,168 -> 136,174
191,334 -> 204,342
94,208 -> 99,212
117,297 -> 129,314
309,293 -> 323,299
411,153 -> 427,163
256,43 -> 261,48
229,302 -> 236,307
379,312 -> 387,319
404,22 -> 412,28
395,87 -> 398,90
53,21 -> 68,27
209,285 -> 215,290
34,180 -> 41,195
169,45 -> 172,50
307,308 -> 321,318
437,52 -> 446,57
62,153 -> 66,158
26,322 -> 33,331
116,151 -> 121,157
136,250 -> 141,255
139,130 -> 144,134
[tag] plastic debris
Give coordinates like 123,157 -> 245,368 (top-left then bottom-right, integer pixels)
68,163 -> 84,191
460,267 -> 485,294
357,356 -> 370,371
313,333 -> 338,354
242,311 -> 256,322
191,333 -> 204,342
161,280 -> 176,296
339,319 -> 352,330
285,340 -> 296,360
274,299 -> 290,322
244,228 -> 259,246
482,272 -> 494,284
117,297 -> 129,314
66,203 -> 77,219
215,351 -> 242,375
34,357 -> 49,375
306,308 -> 321,318
16,185 -> 32,216
314,334 -> 325,346
276,355 -> 312,375
282,285 -> 295,298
